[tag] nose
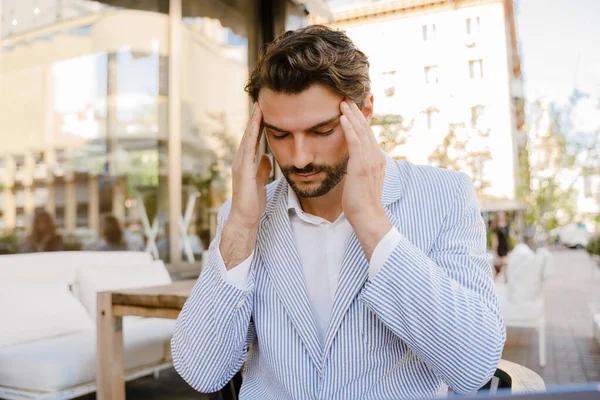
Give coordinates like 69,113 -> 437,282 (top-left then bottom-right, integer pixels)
291,134 -> 314,169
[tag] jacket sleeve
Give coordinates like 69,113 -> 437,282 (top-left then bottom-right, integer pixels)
171,201 -> 255,393
359,173 -> 506,394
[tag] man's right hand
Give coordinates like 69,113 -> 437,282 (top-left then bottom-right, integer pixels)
219,103 -> 272,270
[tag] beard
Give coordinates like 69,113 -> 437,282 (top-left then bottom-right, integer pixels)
280,153 -> 349,198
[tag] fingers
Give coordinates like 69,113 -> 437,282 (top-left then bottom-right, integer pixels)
350,101 -> 381,150
237,103 -> 263,167
256,154 -> 272,185
345,101 -> 371,132
255,120 -> 265,157
341,101 -> 378,153
340,114 -> 364,161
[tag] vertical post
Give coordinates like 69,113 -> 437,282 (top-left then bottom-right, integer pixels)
3,185 -> 16,230
24,153 -> 35,218
65,175 -> 76,232
168,0 -> 182,264
46,180 -> 56,217
112,176 -> 126,223
24,185 -> 35,218
96,291 -> 125,400
43,64 -> 56,218
89,175 -> 99,232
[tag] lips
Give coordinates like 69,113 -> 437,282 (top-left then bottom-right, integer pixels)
295,171 -> 321,180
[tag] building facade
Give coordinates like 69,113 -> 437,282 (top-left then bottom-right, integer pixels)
0,0 -> 326,261
315,0 -> 527,213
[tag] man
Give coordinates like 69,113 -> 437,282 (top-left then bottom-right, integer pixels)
172,25 -> 505,399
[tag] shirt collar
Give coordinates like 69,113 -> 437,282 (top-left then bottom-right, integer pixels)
287,184 -> 302,214
287,185 -> 332,226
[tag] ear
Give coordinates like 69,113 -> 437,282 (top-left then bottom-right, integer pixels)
362,92 -> 374,123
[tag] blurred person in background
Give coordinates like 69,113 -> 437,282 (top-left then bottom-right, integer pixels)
490,211 -> 510,274
21,210 -> 64,253
96,215 -> 128,251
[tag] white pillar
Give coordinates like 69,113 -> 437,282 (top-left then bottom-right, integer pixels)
46,180 -> 56,218
89,175 -> 100,232
24,185 -> 35,218
112,177 -> 126,223
65,176 -> 77,232
3,186 -> 16,230
168,0 -> 183,263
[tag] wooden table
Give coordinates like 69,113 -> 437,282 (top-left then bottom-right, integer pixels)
96,280 -> 196,400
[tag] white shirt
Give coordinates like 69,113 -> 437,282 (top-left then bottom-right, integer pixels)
218,186 -> 401,347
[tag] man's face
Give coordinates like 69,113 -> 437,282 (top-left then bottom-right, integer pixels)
258,85 -> 351,198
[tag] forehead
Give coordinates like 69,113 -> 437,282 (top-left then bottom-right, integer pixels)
258,85 -> 343,132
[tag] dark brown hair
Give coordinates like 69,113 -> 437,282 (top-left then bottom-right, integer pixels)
30,210 -> 57,240
25,209 -> 63,252
245,25 -> 370,108
102,215 -> 124,246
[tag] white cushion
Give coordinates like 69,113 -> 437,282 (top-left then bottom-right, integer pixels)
77,260 -> 172,321
536,247 -> 554,279
506,244 -> 543,303
0,280 -> 94,349
0,318 -> 175,392
0,251 -> 153,286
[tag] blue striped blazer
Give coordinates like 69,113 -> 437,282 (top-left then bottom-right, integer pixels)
172,157 -> 506,399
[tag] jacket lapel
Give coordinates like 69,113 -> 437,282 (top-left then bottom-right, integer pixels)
256,180 -> 323,369
322,156 -> 405,357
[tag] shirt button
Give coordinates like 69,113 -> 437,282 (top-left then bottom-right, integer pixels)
236,300 -> 245,309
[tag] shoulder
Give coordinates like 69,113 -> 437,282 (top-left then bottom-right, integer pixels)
397,160 -> 474,200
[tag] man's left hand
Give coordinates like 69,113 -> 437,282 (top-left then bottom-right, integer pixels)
340,100 -> 393,260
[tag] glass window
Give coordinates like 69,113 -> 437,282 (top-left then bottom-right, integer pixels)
424,65 -> 439,84
471,105 -> 486,127
425,108 -> 440,130
177,0 -> 259,263
466,16 -> 480,36
469,59 -> 484,79
1,1 -> 168,255
383,70 -> 396,97
423,23 -> 436,41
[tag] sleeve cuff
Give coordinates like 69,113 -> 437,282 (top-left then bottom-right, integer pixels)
217,249 -> 253,290
369,227 -> 402,281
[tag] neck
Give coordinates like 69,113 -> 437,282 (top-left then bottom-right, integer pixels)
297,177 -> 345,223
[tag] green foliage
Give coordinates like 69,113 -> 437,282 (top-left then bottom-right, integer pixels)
429,124 -> 492,192
522,91 -> 599,231
371,114 -> 414,154
524,176 -> 577,230
586,235 -> 600,256
0,230 -> 19,254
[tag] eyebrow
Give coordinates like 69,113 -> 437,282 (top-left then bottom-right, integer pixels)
263,114 -> 341,134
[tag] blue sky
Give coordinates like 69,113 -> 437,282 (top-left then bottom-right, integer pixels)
516,0 -> 600,105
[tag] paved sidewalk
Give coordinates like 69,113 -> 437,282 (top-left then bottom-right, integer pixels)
501,249 -> 600,386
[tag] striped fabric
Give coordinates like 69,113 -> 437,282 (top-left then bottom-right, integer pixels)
171,157 -> 506,399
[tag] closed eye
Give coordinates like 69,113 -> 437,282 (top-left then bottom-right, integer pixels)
314,125 -> 337,136
267,130 -> 289,140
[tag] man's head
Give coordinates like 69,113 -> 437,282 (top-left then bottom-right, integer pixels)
245,25 -> 372,198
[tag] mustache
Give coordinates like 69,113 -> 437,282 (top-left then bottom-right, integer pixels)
280,164 -> 326,175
